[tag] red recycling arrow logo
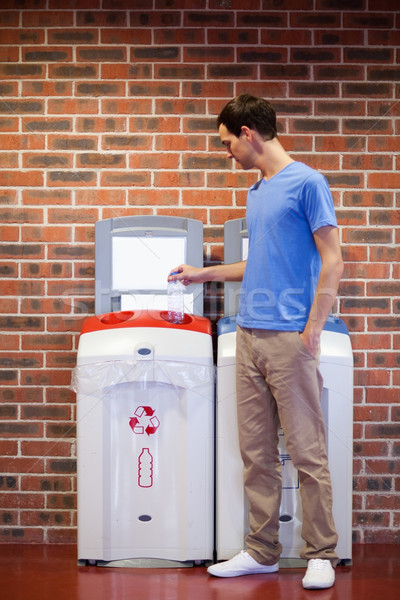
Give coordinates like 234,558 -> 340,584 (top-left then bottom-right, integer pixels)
129,406 -> 160,436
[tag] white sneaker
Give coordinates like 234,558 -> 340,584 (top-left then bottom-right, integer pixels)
302,558 -> 335,589
207,550 -> 279,578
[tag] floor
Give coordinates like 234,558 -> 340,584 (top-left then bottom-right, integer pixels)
2,544 -> 399,600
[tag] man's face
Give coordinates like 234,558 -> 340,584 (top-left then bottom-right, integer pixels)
218,124 -> 254,170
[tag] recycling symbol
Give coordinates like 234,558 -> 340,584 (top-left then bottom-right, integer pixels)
129,406 -> 160,436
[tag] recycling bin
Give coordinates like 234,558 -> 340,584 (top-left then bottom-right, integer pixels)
216,315 -> 353,564
73,309 -> 214,566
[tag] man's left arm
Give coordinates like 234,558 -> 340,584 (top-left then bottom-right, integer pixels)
300,225 -> 344,357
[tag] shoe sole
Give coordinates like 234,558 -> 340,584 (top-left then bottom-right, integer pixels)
302,581 -> 335,589
208,566 -> 279,578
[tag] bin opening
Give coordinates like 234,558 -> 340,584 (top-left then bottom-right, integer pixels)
100,311 -> 135,324
160,311 -> 194,326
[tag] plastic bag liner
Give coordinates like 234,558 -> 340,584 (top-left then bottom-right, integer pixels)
71,358 -> 215,398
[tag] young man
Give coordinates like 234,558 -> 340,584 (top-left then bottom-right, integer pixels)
169,94 -> 344,589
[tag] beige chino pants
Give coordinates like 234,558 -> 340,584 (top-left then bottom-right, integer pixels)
236,326 -> 339,567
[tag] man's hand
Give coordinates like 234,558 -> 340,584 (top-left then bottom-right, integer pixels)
168,264 -> 207,286
299,329 -> 320,359
168,261 -> 246,286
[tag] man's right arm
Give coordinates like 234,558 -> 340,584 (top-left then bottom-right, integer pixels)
168,261 -> 246,286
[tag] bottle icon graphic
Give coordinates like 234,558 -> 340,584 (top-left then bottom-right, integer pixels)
138,448 -> 153,488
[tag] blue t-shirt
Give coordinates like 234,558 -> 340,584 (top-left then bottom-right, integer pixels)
237,161 -> 338,331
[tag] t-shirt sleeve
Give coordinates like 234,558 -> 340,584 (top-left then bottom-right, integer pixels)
302,173 -> 338,233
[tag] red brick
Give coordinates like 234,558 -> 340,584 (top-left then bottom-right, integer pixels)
47,171 -> 97,187
315,135 -> 366,153
343,154 -> 393,170
129,153 -> 180,170
20,298 -> 71,315
75,80 -> 125,97
0,153 -> 18,169
350,333 -> 392,350
20,510 -> 72,527
102,99 -> 152,116
354,406 -> 389,422
0,387 -> 43,404
47,315 -> 87,333
75,188 -> 125,206
46,388 -> 75,405
290,11 -> 340,28
182,80 -> 234,98
369,352 -> 400,371
153,171 -> 204,188
129,81 -> 180,97
369,245 -> 400,262
343,262 -> 390,280
102,135 -> 152,151
261,29 -> 311,46
182,189 -> 234,206
23,153 -> 73,169
288,152 -> 339,171
0,281 -> 45,299
0,226 -> 19,241
20,262 -> 72,280
369,136 -> 400,152
22,189 -> 72,205
101,28 -> 151,45
344,12 -> 395,29
368,172 -> 400,189
0,134 -> 39,150
22,334 -> 72,351
368,29 -> 400,45
354,369 -> 391,387
128,189 -> 180,206
46,352 -> 77,368
155,98 -> 206,116
0,171 -> 43,187
100,171 -> 151,187
48,98 -> 98,115
0,117 -> 18,132
353,441 -> 389,457
367,316 -> 400,332
21,369 -> 72,387
0,440 -> 18,456
46,528 -> 77,544
0,527 -> 45,543
22,11 -> 74,27
0,135 -> 44,153
0,492 -> 45,509
47,207 -> 98,224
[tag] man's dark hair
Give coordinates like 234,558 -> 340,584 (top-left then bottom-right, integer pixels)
217,94 -> 277,140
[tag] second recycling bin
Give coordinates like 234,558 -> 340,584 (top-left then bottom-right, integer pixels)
73,309 -> 214,565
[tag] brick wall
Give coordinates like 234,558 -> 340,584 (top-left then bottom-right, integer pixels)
0,0 -> 399,545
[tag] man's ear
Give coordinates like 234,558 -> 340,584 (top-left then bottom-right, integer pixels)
240,125 -> 253,141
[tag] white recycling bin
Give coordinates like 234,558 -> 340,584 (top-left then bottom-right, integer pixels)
73,309 -> 214,566
216,315 -> 353,564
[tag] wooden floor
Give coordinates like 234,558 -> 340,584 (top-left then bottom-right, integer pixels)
2,544 -> 399,600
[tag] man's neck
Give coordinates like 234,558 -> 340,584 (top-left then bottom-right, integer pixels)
258,137 -> 294,180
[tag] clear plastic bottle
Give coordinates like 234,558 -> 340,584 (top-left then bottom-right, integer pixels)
167,272 -> 184,324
